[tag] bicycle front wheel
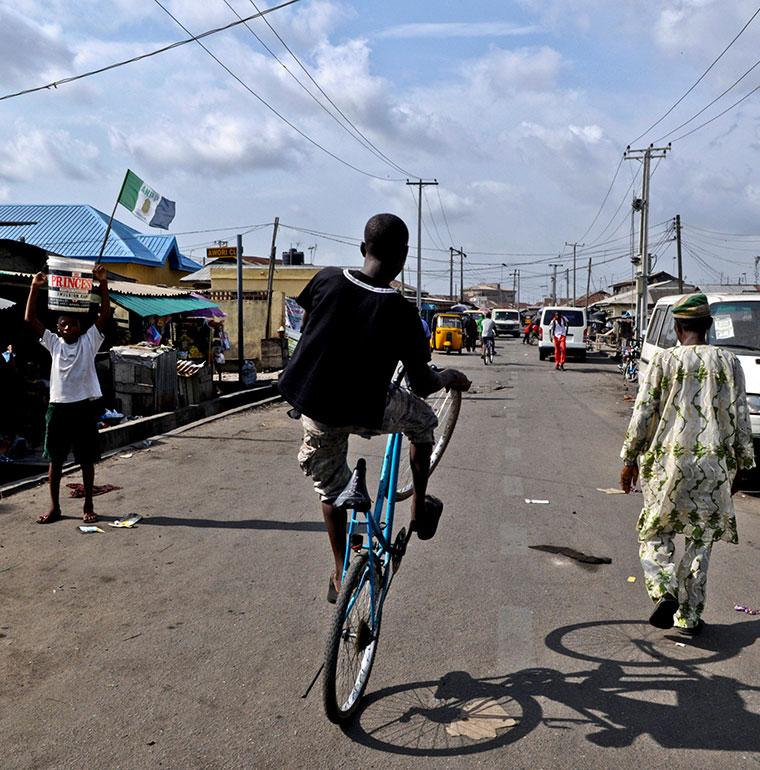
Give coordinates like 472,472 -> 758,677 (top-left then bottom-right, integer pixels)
396,387 -> 462,501
323,554 -> 379,723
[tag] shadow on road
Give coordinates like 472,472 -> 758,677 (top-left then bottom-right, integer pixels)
139,515 -> 324,532
342,618 -> 760,757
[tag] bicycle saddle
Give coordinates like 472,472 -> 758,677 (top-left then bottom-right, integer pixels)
334,458 -> 372,512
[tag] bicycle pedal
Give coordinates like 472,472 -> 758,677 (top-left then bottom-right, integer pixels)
392,527 -> 407,573
350,534 -> 363,552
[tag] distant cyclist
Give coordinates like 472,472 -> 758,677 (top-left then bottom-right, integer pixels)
481,310 -> 496,360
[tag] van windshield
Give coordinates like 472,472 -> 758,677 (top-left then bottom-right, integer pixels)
494,311 -> 518,321
707,301 -> 760,351
542,309 -> 585,327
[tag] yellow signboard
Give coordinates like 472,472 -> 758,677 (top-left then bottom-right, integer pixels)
206,246 -> 238,258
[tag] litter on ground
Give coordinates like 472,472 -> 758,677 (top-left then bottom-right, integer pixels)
627,576 -> 637,583
78,525 -> 105,534
597,487 -> 626,495
525,499 -> 550,504
67,483 -> 121,498
734,604 -> 759,616
108,515 -> 142,529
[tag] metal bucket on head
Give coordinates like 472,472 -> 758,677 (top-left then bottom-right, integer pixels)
46,256 -> 94,313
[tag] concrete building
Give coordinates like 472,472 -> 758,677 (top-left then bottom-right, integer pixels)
463,283 -> 516,308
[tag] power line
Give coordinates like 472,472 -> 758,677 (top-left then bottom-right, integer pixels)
242,0 -> 419,179
0,0 -> 302,102
628,4 -> 760,144
151,0 -> 404,182
576,154 -> 624,242
220,0 -> 419,178
670,83 -> 760,143
435,186 -> 456,245
655,54 -> 760,143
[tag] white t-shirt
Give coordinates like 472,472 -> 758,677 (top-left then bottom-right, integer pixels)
551,317 -> 569,337
41,326 -> 104,403
481,318 -> 496,338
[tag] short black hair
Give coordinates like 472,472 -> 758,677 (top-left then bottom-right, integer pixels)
363,213 -> 409,261
57,314 -> 81,325
675,316 -> 713,334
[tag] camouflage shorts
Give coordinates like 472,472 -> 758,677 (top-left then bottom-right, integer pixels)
298,387 -> 438,502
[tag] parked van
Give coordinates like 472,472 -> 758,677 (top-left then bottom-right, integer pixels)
492,308 -> 521,337
537,306 -> 588,361
641,294 -> 760,453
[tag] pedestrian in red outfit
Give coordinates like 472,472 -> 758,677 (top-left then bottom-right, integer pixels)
549,310 -> 569,370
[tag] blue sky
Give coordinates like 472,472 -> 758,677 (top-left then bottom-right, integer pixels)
2,0 -> 760,298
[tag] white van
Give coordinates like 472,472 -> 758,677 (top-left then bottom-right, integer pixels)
641,294 -> 760,452
538,306 -> 588,361
493,308 -> 521,337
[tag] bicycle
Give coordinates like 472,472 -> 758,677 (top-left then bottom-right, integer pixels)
481,337 -> 495,365
322,374 -> 462,723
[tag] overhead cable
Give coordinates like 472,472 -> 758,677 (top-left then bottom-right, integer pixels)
628,5 -> 760,144
151,0 -> 404,182
0,0 -> 302,102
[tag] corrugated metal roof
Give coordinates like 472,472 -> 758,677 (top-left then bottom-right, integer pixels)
108,280 -> 193,297
0,205 -> 201,272
110,292 -> 219,317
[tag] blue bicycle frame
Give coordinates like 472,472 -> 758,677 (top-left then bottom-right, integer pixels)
340,432 -> 404,633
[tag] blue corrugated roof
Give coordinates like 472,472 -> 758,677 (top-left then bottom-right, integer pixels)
0,204 -> 201,273
110,292 -> 219,317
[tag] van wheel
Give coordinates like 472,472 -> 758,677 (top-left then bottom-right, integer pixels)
539,349 -> 547,361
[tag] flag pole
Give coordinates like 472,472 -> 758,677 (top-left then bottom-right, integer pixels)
97,170 -> 129,263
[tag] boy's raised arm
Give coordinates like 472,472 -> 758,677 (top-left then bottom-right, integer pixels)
25,272 -> 47,338
93,264 -> 112,332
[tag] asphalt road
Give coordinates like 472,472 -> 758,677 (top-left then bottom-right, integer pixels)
2,338 -> 759,769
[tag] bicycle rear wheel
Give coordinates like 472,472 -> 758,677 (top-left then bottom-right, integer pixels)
395,386 -> 462,501
323,554 -> 379,723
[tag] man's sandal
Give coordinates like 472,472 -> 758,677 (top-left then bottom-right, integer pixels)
36,509 -> 62,524
414,495 -> 444,541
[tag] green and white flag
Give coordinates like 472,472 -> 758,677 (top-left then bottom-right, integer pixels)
118,169 -> 176,230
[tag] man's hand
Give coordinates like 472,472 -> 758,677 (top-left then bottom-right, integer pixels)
620,463 -> 639,493
92,264 -> 108,282
31,272 -> 47,288
439,369 -> 471,392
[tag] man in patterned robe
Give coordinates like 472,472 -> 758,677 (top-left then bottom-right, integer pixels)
620,293 -> 754,635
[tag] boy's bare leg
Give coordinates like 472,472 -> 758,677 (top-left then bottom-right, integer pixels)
81,464 -> 97,522
322,501 -> 346,591
409,441 -> 433,526
37,461 -> 63,523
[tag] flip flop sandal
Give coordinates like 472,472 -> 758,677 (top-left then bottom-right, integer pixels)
36,510 -> 62,524
415,495 -> 444,541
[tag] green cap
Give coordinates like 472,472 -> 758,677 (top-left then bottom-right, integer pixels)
672,292 -> 711,319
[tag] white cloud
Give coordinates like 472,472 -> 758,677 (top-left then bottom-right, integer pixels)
468,46 -> 563,93
379,22 -> 539,40
0,127 -> 100,183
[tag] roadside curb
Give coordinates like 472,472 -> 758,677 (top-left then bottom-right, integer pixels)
0,387 -> 283,498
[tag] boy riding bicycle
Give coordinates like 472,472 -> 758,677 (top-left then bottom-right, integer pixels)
278,213 -> 470,602
480,310 -> 496,359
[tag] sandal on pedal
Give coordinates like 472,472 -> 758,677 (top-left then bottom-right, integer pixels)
327,576 -> 339,605
414,495 -> 443,541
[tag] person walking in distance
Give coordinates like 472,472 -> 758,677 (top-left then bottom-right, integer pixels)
549,310 -> 569,370
620,293 -> 754,635
25,265 -> 112,524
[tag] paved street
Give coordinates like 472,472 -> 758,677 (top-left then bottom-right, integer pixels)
2,338 -> 759,769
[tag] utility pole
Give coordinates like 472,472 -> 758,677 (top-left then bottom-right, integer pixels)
549,263 -> 561,304
450,246 -> 466,302
264,217 -> 280,339
675,214 -> 683,293
754,255 -> 759,285
565,241 -> 584,305
449,247 -> 455,300
625,143 -> 670,338
565,269 -> 570,304
512,268 -> 518,307
516,269 -> 521,310
236,233 -> 244,380
585,258 -> 592,310
406,179 -> 438,310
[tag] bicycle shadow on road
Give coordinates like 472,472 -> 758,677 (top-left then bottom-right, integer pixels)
139,515 -> 325,532
343,618 -> 760,758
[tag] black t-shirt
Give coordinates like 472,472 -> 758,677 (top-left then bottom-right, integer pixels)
278,267 -> 431,428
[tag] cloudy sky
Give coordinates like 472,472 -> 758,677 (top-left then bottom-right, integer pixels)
3,0 -> 760,299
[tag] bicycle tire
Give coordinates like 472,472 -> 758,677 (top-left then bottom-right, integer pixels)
323,554 -> 379,723
395,387 -> 462,501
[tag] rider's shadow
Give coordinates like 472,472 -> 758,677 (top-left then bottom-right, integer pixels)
344,619 -> 760,758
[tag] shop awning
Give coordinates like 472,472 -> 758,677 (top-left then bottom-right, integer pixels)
110,292 -> 220,317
